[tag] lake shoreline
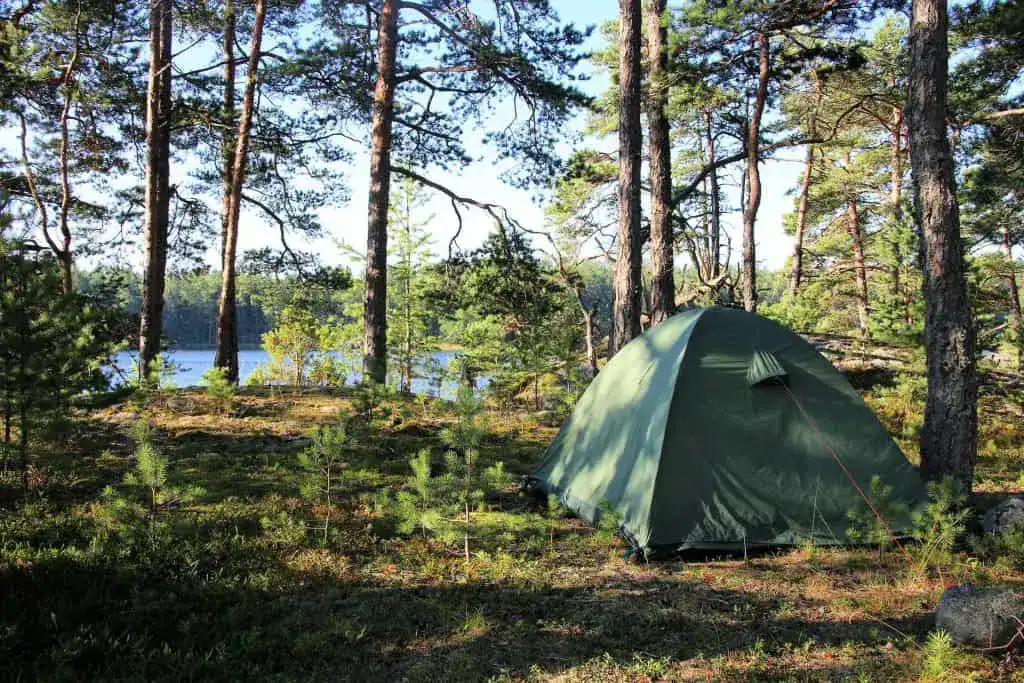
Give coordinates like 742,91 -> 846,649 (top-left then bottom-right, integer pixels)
110,348 -> 483,399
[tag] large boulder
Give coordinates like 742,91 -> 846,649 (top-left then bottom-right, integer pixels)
935,585 -> 1024,648
982,496 -> 1024,535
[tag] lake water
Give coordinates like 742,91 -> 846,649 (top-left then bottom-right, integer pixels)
110,349 -> 487,399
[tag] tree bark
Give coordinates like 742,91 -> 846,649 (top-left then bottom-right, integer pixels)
403,208 -> 413,394
363,0 -> 399,385
1001,226 -> 1023,370
218,0 -> 236,269
704,110 -> 722,280
789,144 -> 813,298
609,0 -> 643,357
214,0 -> 265,384
646,0 -> 673,325
138,0 -> 173,382
847,195 -> 870,339
788,72 -> 820,298
889,106 -> 903,300
742,33 -> 769,313
582,307 -> 597,375
907,0 -> 977,486
56,3 -> 81,294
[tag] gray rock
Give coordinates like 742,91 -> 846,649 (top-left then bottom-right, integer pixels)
935,585 -> 1024,648
982,496 -> 1024,535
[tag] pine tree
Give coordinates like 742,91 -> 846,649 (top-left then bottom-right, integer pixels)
386,179 -> 436,394
329,0 -> 590,384
907,0 -> 978,486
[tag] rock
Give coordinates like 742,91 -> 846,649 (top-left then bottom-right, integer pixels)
982,496 -> 1024,535
935,585 -> 1024,648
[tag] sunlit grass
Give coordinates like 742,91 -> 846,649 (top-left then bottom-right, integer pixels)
1,381 -> 1021,681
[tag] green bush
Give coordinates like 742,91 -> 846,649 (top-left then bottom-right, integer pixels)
846,476 -> 909,554
91,418 -> 203,551
971,523 -> 1024,571
909,478 -> 969,578
260,511 -> 308,549
297,416 -> 350,546
386,449 -> 459,543
867,373 -> 927,442
200,367 -> 236,415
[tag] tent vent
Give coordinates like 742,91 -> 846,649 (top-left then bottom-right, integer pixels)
747,349 -> 787,387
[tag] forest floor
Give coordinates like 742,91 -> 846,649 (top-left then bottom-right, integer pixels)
2,363 -> 1024,681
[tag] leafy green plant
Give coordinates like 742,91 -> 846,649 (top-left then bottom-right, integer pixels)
920,630 -> 956,682
631,652 -> 672,679
481,461 -> 513,511
846,476 -> 909,556
249,303 -> 346,387
441,387 -> 488,563
867,374 -> 927,442
297,416 -> 349,546
260,511 -> 308,549
970,523 -> 1024,571
93,418 -> 202,550
387,449 -> 457,543
200,367 -> 235,415
909,478 -> 969,579
595,499 -> 624,542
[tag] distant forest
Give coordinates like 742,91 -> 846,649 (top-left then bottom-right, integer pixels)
78,270 -> 311,349
76,262 -> 617,351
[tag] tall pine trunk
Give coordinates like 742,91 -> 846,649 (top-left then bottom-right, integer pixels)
403,212 -> 413,394
363,0 -> 399,385
215,0 -> 265,384
889,106 -> 903,298
609,0 -> 642,357
847,197 -> 870,339
1002,226 -> 1023,370
583,308 -> 597,375
138,0 -> 173,382
742,33 -> 769,313
789,144 -> 814,298
789,72 -> 820,299
56,10 -> 80,295
907,0 -> 977,486
646,0 -> 673,324
704,111 -> 721,280
219,0 -> 236,269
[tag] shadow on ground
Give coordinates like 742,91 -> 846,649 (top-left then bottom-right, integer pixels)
0,550 -> 935,682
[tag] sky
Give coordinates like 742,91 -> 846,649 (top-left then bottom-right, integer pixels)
1,0 -> 804,274
239,0 -> 805,274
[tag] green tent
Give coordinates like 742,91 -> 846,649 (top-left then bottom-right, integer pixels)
533,307 -> 928,553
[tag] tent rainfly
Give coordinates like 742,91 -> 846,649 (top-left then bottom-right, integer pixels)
532,307 -> 928,554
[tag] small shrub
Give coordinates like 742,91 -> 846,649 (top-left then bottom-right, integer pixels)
387,449 -> 458,544
297,416 -> 349,546
631,652 -> 672,679
260,511 -> 308,549
441,387 -> 488,563
971,523 -> 1024,571
920,630 -> 956,682
481,461 -> 513,510
846,476 -> 909,555
595,499 -> 624,542
122,419 -> 202,520
868,373 -> 927,441
909,478 -> 969,579
92,417 -> 202,550
200,367 -> 235,415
